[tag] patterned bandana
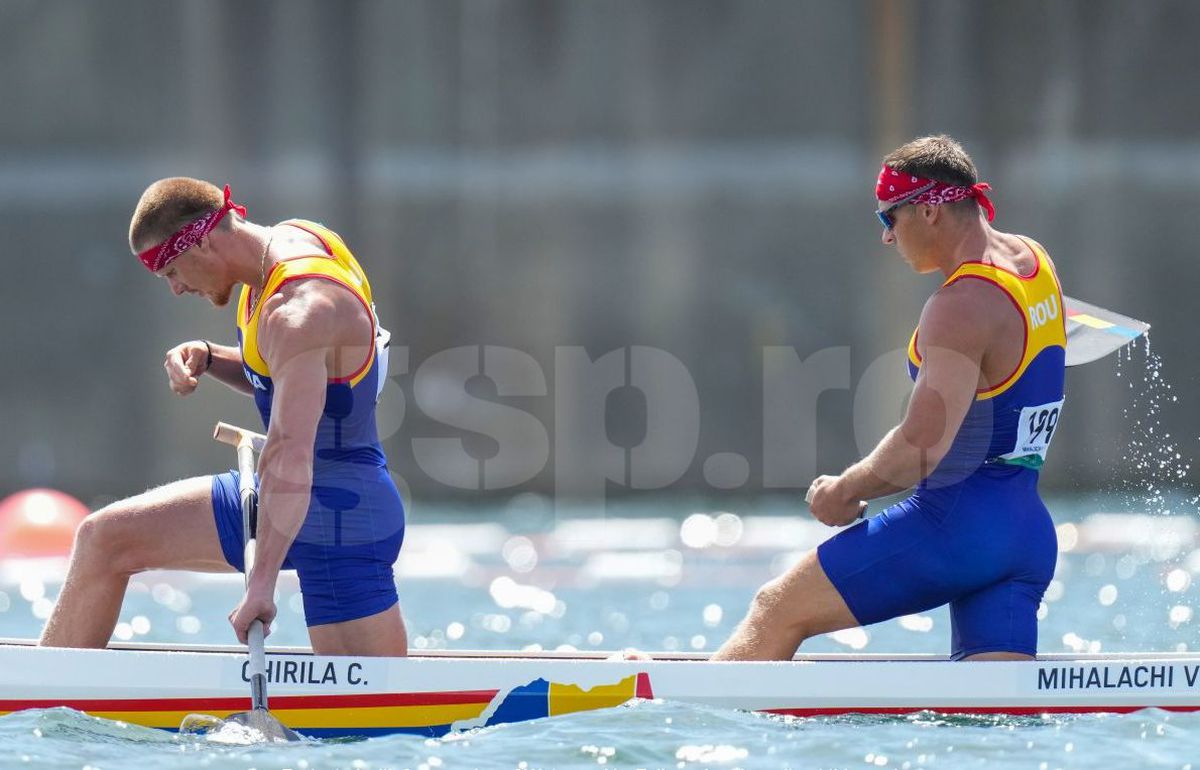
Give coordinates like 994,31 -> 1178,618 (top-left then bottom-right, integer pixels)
875,164 -> 995,222
137,184 -> 247,272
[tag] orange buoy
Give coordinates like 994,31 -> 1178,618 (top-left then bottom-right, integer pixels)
0,488 -> 90,558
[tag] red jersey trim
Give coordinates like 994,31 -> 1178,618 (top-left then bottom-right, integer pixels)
244,252 -> 344,326
260,273 -> 376,385
946,244 -> 1041,283
942,274 -> 1028,398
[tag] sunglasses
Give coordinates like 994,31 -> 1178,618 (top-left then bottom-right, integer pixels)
875,182 -> 936,230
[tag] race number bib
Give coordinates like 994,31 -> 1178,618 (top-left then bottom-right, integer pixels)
999,399 -> 1064,462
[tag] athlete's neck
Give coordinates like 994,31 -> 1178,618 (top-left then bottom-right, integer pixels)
934,215 -> 995,279
227,221 -> 278,295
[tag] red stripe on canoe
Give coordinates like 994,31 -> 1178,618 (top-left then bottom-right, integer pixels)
0,689 -> 500,712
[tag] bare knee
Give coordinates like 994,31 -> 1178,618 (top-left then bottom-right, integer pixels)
745,553 -> 856,643
72,505 -> 144,577
750,578 -> 788,615
747,578 -> 809,637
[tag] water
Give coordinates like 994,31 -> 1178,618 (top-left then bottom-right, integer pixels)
1114,338 -> 1193,513
3,699 -> 1197,770
2,497 -> 1199,770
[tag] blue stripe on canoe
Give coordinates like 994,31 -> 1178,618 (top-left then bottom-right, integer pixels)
485,678 -> 551,726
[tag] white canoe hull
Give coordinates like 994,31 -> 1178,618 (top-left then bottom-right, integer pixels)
2,641 -> 1198,738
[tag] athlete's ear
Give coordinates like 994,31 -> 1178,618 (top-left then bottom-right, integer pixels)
193,232 -> 217,256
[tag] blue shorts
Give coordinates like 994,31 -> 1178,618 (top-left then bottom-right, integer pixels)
211,468 -> 406,627
817,469 -> 1057,660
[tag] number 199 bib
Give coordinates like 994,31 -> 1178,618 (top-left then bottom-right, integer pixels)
997,399 -> 1064,466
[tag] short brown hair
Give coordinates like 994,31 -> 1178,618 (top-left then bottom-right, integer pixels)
883,135 -> 979,187
128,177 -> 225,253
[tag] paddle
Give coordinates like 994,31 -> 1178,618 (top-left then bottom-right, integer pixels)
181,422 -> 300,742
1064,296 -> 1149,367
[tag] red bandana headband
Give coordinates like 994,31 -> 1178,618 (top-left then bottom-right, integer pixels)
137,184 -> 247,272
875,165 -> 995,222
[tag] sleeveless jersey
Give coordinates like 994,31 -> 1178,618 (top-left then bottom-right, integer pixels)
906,238 -> 1066,483
236,219 -> 392,474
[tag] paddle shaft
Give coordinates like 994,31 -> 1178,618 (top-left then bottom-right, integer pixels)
215,423 -> 271,712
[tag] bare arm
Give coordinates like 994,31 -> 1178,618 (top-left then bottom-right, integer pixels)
807,283 -> 990,525
206,342 -> 255,395
227,288 -> 332,642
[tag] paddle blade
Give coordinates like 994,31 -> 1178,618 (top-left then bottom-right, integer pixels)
179,712 -> 226,735
1063,296 -> 1149,367
225,708 -> 303,742
180,709 -> 302,743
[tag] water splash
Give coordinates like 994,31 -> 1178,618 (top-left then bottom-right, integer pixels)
1113,334 -> 1191,514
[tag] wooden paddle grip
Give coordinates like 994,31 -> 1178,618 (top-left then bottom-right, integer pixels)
213,422 -> 267,453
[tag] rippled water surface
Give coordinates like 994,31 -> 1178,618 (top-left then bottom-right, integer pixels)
2,495 -> 1199,769
4,699 -> 1198,770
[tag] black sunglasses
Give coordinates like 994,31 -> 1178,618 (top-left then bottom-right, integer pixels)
875,182 -> 936,230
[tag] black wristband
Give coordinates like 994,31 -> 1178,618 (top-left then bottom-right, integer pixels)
202,340 -> 214,373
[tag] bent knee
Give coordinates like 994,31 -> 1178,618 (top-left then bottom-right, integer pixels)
750,578 -> 789,615
72,511 -> 109,553
746,559 -> 856,641
73,505 -> 146,576
747,578 -> 811,633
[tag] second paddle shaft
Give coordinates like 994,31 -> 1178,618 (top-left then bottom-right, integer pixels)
234,434 -> 269,712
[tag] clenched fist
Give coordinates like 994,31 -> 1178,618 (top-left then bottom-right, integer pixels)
164,341 -> 210,395
805,475 -> 868,527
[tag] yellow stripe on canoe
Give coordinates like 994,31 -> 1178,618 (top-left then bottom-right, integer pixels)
549,674 -> 639,716
0,702 -> 491,730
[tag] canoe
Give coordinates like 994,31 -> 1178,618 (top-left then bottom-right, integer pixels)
2,639 -> 1197,738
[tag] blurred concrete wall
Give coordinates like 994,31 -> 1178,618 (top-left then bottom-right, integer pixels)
1,0 -> 1197,506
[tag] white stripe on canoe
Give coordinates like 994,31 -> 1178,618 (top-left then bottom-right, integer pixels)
3,638 -> 1195,662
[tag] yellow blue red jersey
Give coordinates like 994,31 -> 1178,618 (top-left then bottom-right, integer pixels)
236,219 -> 392,473
210,219 -> 404,628
906,237 -> 1067,483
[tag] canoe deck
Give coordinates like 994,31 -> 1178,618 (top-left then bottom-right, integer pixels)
2,640 -> 1198,738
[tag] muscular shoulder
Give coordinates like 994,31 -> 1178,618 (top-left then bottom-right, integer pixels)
259,279 -> 368,356
918,279 -> 1010,354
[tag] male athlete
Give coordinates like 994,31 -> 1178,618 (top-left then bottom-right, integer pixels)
40,178 -> 407,656
715,136 -> 1064,662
